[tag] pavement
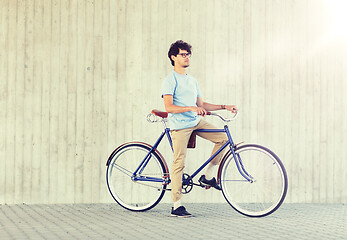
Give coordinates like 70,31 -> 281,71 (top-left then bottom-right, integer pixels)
0,203 -> 346,240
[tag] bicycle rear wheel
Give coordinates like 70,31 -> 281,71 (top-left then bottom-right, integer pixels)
106,143 -> 168,211
220,144 -> 288,217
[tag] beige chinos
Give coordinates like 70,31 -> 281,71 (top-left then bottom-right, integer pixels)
170,119 -> 228,202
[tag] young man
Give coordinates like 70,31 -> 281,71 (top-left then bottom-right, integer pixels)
162,40 -> 238,217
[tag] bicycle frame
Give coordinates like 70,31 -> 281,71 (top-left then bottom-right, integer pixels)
132,123 -> 254,185
106,110 -> 287,216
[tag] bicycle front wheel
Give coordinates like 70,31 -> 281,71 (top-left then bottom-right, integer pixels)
106,143 -> 168,211
220,144 -> 288,217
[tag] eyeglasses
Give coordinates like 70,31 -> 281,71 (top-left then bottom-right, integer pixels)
177,53 -> 191,58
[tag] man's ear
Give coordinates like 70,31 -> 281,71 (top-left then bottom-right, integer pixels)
171,55 -> 176,62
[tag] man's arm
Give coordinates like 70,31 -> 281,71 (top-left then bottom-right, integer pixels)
196,97 -> 238,113
163,95 -> 206,115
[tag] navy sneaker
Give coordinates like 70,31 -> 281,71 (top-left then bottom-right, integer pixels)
171,206 -> 192,218
199,175 -> 222,190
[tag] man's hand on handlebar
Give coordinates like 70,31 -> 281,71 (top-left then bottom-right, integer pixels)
191,106 -> 207,116
225,105 -> 238,113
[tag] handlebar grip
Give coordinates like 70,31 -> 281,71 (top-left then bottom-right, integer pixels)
206,112 -> 212,115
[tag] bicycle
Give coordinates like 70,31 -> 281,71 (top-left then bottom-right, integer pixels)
106,110 -> 288,217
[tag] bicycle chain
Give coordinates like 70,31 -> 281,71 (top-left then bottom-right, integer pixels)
133,181 -> 172,191
130,174 -> 171,191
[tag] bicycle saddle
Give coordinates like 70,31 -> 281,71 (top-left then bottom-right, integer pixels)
152,109 -> 168,118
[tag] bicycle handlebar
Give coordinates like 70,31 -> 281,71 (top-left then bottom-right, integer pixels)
147,109 -> 238,123
206,111 -> 238,122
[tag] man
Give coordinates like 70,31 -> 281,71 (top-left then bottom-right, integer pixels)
162,40 -> 238,217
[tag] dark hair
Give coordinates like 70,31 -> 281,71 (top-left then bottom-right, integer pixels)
168,40 -> 192,66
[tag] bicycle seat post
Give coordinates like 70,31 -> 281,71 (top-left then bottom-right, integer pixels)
161,119 -> 168,129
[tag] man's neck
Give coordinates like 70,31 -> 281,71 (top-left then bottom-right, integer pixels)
174,66 -> 186,75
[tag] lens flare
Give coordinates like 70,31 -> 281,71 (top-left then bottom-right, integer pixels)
326,0 -> 347,38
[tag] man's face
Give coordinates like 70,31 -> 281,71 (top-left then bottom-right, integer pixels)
172,49 -> 191,68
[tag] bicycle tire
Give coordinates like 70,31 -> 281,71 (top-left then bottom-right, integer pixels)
106,142 -> 169,211
219,144 -> 288,217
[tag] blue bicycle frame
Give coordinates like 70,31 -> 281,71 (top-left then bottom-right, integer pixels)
132,124 -> 254,185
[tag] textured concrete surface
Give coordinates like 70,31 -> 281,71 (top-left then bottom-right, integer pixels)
0,203 -> 346,240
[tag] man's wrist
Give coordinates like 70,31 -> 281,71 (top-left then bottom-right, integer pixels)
221,104 -> 226,110
188,106 -> 196,112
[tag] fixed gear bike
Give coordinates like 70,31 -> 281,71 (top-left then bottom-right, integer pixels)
106,110 -> 288,217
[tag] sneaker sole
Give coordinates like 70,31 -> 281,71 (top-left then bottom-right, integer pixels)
170,214 -> 193,218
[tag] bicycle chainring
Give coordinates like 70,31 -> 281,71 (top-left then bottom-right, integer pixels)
182,173 -> 193,194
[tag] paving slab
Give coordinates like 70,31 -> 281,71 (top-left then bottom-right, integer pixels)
0,203 -> 346,240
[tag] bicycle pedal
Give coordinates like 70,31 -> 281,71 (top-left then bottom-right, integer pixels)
200,183 -> 211,189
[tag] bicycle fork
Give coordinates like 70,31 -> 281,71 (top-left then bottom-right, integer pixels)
231,149 -> 254,183
225,125 -> 254,183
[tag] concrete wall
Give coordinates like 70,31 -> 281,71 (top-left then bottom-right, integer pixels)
1,0 -> 346,204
